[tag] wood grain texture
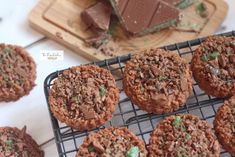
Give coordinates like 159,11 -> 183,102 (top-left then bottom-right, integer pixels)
28,0 -> 228,61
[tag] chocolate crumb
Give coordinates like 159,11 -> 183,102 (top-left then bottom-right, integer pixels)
229,55 -> 235,63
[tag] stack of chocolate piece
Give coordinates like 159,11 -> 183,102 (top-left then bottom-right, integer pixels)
81,0 -> 192,37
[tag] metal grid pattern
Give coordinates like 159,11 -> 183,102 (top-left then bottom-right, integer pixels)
44,31 -> 235,157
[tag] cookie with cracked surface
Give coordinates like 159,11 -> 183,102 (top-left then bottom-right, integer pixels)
0,44 -> 36,102
214,96 -> 235,156
76,127 -> 147,157
123,48 -> 192,114
148,114 -> 220,157
191,36 -> 235,98
0,126 -> 44,157
48,65 -> 119,130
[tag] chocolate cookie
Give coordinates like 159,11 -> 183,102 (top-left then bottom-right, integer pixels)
191,36 -> 235,98
123,48 -> 192,114
76,127 -> 147,157
0,126 -> 44,157
48,65 -> 119,130
148,114 -> 220,157
214,96 -> 235,156
0,44 -> 36,102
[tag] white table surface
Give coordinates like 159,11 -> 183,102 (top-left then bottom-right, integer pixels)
0,0 -> 234,156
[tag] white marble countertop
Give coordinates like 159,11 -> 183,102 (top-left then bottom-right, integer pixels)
0,0 -> 234,156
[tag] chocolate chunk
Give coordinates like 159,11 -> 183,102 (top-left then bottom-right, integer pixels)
139,71 -> 144,78
110,0 -> 180,35
151,93 -> 168,106
22,151 -> 29,157
81,1 -> 112,31
15,67 -> 28,77
151,65 -> 163,76
229,55 -> 235,63
228,67 -> 235,78
231,42 -> 235,51
0,135 -> 7,142
79,105 -> 96,119
87,78 -> 96,87
92,140 -> 105,153
94,103 -> 101,113
180,77 -> 188,91
19,126 -> 26,139
102,138 -> 111,148
208,59 -> 219,68
218,55 -> 227,68
167,141 -> 175,151
17,142 -> 26,150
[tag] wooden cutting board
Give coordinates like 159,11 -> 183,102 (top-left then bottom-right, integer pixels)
28,0 -> 228,61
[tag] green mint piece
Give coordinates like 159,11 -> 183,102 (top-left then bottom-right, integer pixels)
178,153 -> 184,157
88,145 -> 95,152
107,15 -> 119,35
5,139 -> 14,150
176,0 -> 193,9
3,75 -> 9,82
159,75 -> 168,81
196,2 -> 206,15
107,28 -> 113,35
126,146 -> 139,157
186,133 -> 191,140
181,144 -> 187,150
201,54 -> 209,62
99,85 -> 106,97
172,116 -> 182,127
3,47 -> 11,55
231,42 -> 235,45
209,51 -> 220,59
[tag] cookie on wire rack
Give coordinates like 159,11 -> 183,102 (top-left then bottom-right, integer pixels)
0,44 -> 36,102
191,36 -> 235,98
0,126 -> 44,157
123,48 -> 192,114
148,114 -> 220,157
76,127 -> 147,157
48,65 -> 119,131
214,96 -> 235,156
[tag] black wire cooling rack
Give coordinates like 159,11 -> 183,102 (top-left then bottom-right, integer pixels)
44,31 -> 235,157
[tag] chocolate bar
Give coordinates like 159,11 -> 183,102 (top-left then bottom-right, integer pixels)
109,0 -> 180,36
81,1 -> 112,32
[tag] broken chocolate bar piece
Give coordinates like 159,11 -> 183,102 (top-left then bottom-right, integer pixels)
81,1 -> 112,32
109,0 -> 180,36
